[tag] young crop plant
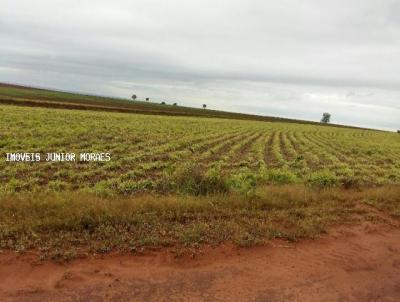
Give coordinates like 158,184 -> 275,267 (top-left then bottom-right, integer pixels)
1,104 -> 400,195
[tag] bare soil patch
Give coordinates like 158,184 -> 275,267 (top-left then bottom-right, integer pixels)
1,222 -> 399,302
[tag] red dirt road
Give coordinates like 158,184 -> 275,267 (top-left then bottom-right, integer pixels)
0,223 -> 399,302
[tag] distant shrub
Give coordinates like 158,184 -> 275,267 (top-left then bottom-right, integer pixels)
308,170 -> 338,187
161,101 -> 166,105
266,169 -> 297,184
337,168 -> 361,189
173,103 -> 177,106
320,112 -> 331,123
227,168 -> 258,194
172,163 -> 228,195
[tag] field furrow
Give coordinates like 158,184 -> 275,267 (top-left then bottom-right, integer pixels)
1,104 -> 399,195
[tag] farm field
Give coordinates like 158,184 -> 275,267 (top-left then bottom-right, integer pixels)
3,1 -> 400,300
1,104 -> 399,196
0,82 -> 365,127
0,103 -> 399,259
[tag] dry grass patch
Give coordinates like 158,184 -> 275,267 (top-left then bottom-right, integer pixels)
1,185 -> 398,260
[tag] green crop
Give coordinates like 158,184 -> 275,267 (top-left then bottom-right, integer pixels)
1,104 -> 399,196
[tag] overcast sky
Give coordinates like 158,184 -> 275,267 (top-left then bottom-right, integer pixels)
1,0 -> 399,130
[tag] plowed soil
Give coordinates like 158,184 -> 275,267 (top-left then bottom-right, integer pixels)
1,222 -> 399,302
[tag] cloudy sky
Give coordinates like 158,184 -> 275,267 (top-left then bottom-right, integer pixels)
1,0 -> 399,130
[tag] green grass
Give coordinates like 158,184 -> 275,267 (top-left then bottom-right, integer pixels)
3,185 -> 397,260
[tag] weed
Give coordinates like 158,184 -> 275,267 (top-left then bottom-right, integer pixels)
308,170 -> 338,187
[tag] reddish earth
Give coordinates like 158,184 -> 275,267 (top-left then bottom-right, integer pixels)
0,223 -> 399,302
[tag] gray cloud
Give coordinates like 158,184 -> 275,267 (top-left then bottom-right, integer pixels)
1,0 -> 399,130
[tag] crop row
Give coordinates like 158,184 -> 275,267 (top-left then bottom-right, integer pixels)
1,105 -> 400,194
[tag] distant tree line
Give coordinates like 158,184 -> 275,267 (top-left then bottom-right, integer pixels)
130,93 -> 207,109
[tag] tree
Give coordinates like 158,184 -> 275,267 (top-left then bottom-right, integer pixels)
131,94 -> 137,101
146,98 -> 149,101
161,101 -> 166,105
173,102 -> 177,106
203,104 -> 207,109
398,130 -> 400,133
321,113 -> 331,124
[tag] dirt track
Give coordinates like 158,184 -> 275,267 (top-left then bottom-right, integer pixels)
0,222 -> 399,302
